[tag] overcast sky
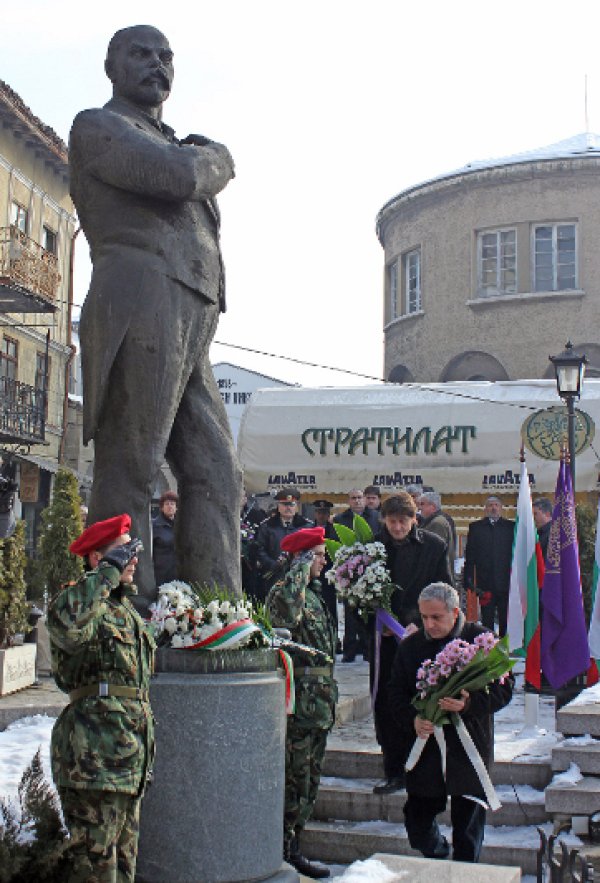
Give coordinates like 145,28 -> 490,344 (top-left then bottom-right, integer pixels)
3,0 -> 598,385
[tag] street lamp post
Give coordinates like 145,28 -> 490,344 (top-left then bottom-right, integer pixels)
549,341 -> 587,493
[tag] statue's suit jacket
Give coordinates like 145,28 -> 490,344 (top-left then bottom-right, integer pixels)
69,97 -> 227,444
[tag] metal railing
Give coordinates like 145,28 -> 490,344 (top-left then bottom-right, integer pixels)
0,226 -> 60,302
537,828 -> 593,883
0,376 -> 46,443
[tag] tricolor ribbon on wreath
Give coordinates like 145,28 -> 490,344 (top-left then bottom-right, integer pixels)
183,619 -> 297,714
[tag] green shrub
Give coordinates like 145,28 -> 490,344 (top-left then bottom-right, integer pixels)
0,522 -> 29,647
0,749 -> 68,882
37,469 -> 83,599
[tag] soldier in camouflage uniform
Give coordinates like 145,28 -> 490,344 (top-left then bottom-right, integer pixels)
267,526 -> 337,880
48,514 -> 155,883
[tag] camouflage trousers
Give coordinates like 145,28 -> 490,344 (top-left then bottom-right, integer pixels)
284,719 -> 329,849
58,787 -> 141,883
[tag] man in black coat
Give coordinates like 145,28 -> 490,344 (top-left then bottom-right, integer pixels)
152,490 -> 178,587
533,497 -> 553,563
389,582 -> 513,862
370,492 -> 452,794
463,496 -> 515,637
254,489 -> 312,599
335,489 -> 379,662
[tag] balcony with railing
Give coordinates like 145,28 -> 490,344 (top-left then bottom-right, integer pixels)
0,376 -> 46,444
0,226 -> 60,313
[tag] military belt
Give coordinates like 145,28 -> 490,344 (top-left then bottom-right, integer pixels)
293,665 -> 333,677
69,683 -> 149,703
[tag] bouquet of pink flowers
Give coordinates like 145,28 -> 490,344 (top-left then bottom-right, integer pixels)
413,633 -> 514,726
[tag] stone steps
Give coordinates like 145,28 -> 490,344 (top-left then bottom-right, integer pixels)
552,739 -> 600,774
546,775 -> 600,815
309,741 -> 553,871
300,818 -> 544,875
557,701 -> 600,738
314,777 -> 550,827
322,745 -> 553,789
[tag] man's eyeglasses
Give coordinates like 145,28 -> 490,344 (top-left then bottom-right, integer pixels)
279,501 -> 296,506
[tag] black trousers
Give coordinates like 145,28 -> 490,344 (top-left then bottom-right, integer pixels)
480,592 -> 509,637
404,793 -> 486,863
342,601 -> 367,658
371,635 -> 407,778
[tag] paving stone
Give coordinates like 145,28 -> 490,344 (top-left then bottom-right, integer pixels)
370,852 -> 521,881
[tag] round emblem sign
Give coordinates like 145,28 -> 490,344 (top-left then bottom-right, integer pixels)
521,406 -> 595,460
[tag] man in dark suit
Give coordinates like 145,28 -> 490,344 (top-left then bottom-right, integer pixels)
69,25 -> 239,607
463,496 -> 515,636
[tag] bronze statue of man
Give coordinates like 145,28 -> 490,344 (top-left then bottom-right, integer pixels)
69,25 -> 241,608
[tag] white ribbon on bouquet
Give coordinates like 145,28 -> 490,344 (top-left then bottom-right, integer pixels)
405,712 -> 501,811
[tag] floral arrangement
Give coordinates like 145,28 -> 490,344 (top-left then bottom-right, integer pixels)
148,581 -> 268,650
413,633 -> 514,726
325,515 -> 394,621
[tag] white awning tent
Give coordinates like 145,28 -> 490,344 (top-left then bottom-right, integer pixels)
237,379 -> 600,496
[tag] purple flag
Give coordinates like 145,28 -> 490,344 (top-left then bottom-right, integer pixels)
541,458 -> 590,689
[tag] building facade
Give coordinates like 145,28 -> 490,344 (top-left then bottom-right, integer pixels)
0,80 -> 78,550
377,134 -> 600,384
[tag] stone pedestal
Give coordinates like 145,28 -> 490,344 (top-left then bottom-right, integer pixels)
138,648 -> 296,883
0,643 -> 36,695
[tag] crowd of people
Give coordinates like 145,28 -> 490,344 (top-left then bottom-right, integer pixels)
48,485 -> 527,880
233,484 -> 522,874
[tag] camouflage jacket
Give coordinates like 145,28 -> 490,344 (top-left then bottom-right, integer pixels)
48,562 -> 155,795
267,558 -> 338,730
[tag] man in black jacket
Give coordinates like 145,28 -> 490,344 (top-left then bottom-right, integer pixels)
370,492 -> 452,794
254,489 -> 312,599
463,496 -> 515,637
389,582 -> 513,862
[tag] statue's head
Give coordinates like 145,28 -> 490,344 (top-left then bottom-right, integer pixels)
105,25 -> 173,111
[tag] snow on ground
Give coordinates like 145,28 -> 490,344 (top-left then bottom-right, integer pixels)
0,657 -> 594,881
0,714 -> 55,803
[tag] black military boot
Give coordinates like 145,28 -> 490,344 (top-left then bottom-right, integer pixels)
286,836 -> 330,879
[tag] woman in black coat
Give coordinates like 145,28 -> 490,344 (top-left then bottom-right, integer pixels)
388,582 -> 513,862
369,492 -> 452,794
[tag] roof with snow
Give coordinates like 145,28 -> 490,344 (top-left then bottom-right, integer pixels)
377,132 -> 600,233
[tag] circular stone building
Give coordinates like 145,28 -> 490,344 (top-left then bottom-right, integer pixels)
377,133 -> 600,384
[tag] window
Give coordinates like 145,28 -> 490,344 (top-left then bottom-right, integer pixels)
42,226 -> 57,255
477,229 -> 516,297
533,223 -> 577,292
389,260 -> 398,319
10,202 -> 28,234
404,249 -> 421,314
35,351 -> 50,418
0,337 -> 18,381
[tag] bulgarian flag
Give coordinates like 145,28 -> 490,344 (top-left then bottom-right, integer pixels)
507,455 -> 544,690
587,500 -> 600,663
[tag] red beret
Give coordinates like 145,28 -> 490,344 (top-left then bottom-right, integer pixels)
69,514 -> 131,557
280,527 -> 325,555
